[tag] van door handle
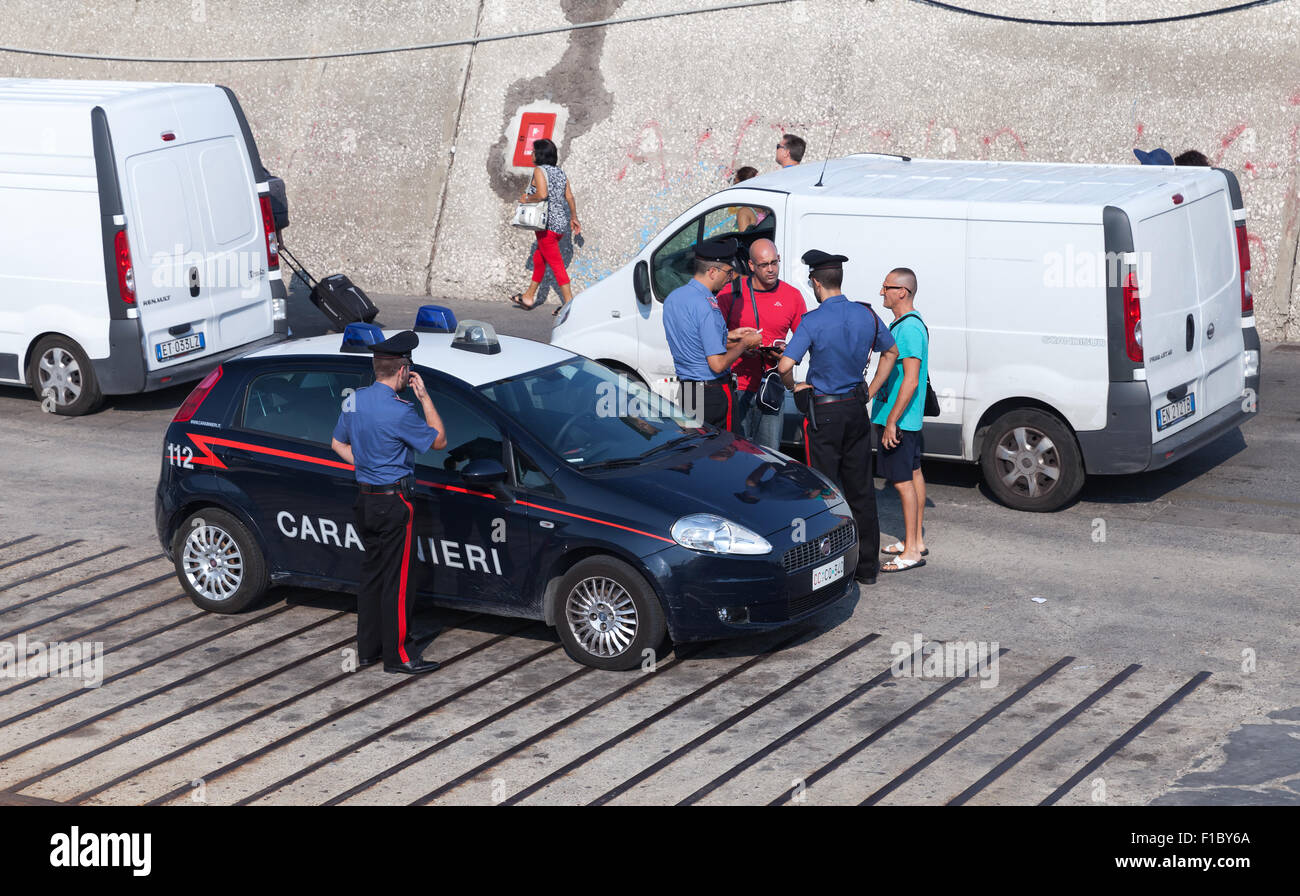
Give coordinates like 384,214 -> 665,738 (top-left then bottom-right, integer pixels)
611,310 -> 621,318
1185,314 -> 1194,352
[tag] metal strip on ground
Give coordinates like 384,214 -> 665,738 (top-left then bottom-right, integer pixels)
677,645 -> 927,806
1039,670 -> 1212,806
947,663 -> 1142,805
0,545 -> 118,591
0,567 -> 172,633
566,632 -> 878,807
859,655 -> 1074,805
0,604 -> 297,730
0,540 -> 83,574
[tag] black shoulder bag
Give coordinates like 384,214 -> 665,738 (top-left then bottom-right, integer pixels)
888,313 -> 941,417
742,279 -> 786,412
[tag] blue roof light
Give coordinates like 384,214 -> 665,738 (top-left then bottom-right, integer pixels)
415,305 -> 458,334
341,322 -> 385,353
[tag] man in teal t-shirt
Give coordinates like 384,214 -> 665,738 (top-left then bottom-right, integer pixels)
871,267 -> 929,573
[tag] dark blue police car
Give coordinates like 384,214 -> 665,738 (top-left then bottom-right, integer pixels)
156,310 -> 859,670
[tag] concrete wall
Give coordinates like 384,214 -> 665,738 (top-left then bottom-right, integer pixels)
3,0 -> 1298,339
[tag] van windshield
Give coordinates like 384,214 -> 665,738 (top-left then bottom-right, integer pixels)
478,359 -> 706,469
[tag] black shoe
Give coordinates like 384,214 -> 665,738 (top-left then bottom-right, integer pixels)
384,658 -> 441,675
855,573 -> 877,586
358,654 -> 382,668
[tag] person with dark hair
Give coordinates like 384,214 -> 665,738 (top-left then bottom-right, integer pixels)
509,138 -> 582,315
730,166 -> 767,231
1175,149 -> 1211,167
776,134 -> 805,167
331,331 -> 447,674
662,238 -> 761,428
777,250 -> 898,585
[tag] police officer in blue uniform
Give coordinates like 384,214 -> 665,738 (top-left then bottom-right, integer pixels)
331,331 -> 447,673
663,237 -> 761,428
777,251 -> 899,584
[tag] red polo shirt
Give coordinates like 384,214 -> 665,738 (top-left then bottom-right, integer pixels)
716,277 -> 806,391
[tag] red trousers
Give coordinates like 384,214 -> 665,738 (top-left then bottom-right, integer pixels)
532,230 -> 570,285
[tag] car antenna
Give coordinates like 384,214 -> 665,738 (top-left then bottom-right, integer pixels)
814,117 -> 839,188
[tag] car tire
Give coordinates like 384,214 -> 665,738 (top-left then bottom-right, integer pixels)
553,556 -> 667,671
28,336 -> 103,416
172,508 -> 269,613
980,408 -> 1084,512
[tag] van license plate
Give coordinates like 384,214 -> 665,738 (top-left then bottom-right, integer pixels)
811,556 -> 844,589
1156,392 -> 1195,431
156,333 -> 205,362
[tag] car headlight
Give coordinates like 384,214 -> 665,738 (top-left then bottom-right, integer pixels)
671,514 -> 772,555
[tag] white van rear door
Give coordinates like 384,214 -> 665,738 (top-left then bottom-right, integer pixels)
1186,190 -> 1245,418
1131,206 -> 1204,441
125,146 -> 215,369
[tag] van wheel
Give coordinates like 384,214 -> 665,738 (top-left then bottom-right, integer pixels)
29,336 -> 103,416
980,409 -> 1084,512
553,556 -> 666,671
172,509 -> 269,613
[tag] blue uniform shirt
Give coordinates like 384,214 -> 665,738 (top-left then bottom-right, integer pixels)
782,295 -> 896,395
333,382 -> 440,485
663,278 -> 728,381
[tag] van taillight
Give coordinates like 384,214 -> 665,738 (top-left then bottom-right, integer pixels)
259,195 -> 279,269
114,230 -> 135,304
174,365 -> 223,422
1235,225 -> 1253,314
1123,270 -> 1143,363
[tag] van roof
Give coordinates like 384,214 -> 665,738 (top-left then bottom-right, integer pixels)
0,78 -> 210,109
741,155 -> 1228,210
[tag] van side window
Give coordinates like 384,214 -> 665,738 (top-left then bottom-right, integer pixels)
650,205 -> 775,299
242,369 -> 370,444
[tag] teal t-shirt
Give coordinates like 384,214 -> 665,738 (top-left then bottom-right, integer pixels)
871,313 -> 929,431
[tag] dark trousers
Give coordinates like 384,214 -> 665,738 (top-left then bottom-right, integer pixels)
680,379 -> 735,430
803,399 -> 879,578
354,490 -> 419,665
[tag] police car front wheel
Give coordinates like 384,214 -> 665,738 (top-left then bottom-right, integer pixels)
554,557 -> 666,671
172,509 -> 269,613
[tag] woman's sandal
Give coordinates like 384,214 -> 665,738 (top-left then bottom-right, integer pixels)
509,293 -> 538,311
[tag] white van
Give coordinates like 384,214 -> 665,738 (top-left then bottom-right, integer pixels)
552,155 -> 1260,511
0,79 -> 288,415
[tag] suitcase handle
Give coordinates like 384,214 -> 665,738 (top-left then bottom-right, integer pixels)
279,245 -> 317,289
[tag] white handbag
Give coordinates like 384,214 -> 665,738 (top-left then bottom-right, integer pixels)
511,199 -> 548,231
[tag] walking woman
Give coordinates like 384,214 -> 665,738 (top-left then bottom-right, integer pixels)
509,139 -> 581,315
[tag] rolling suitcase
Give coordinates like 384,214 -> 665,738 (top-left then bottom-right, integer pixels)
280,246 -> 378,330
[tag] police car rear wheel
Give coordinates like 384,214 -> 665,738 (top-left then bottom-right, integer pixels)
29,336 -> 103,416
173,509 -> 268,613
981,408 -> 1084,512
555,557 -> 666,671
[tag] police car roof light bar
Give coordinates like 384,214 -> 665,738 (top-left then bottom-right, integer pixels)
451,320 -> 501,354
340,322 -> 386,353
415,305 -> 458,334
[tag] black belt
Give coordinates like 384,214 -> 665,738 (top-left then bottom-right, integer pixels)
680,377 -> 732,386
813,392 -> 857,405
359,482 -> 403,495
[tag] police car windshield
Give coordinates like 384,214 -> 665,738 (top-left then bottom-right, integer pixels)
478,359 -> 705,468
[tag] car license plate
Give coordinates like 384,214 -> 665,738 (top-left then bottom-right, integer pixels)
156,333 -> 205,362
1156,392 -> 1195,431
811,556 -> 844,590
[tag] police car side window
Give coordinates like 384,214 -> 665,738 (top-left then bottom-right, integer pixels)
513,446 -> 556,496
650,205 -> 774,299
414,391 -> 504,476
242,369 -> 370,445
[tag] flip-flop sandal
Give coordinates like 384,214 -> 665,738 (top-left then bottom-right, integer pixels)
509,293 -> 538,310
552,303 -> 565,317
881,556 -> 926,573
882,542 -> 929,557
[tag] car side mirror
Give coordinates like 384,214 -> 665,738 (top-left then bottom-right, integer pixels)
633,260 -> 651,306
461,458 -> 509,485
